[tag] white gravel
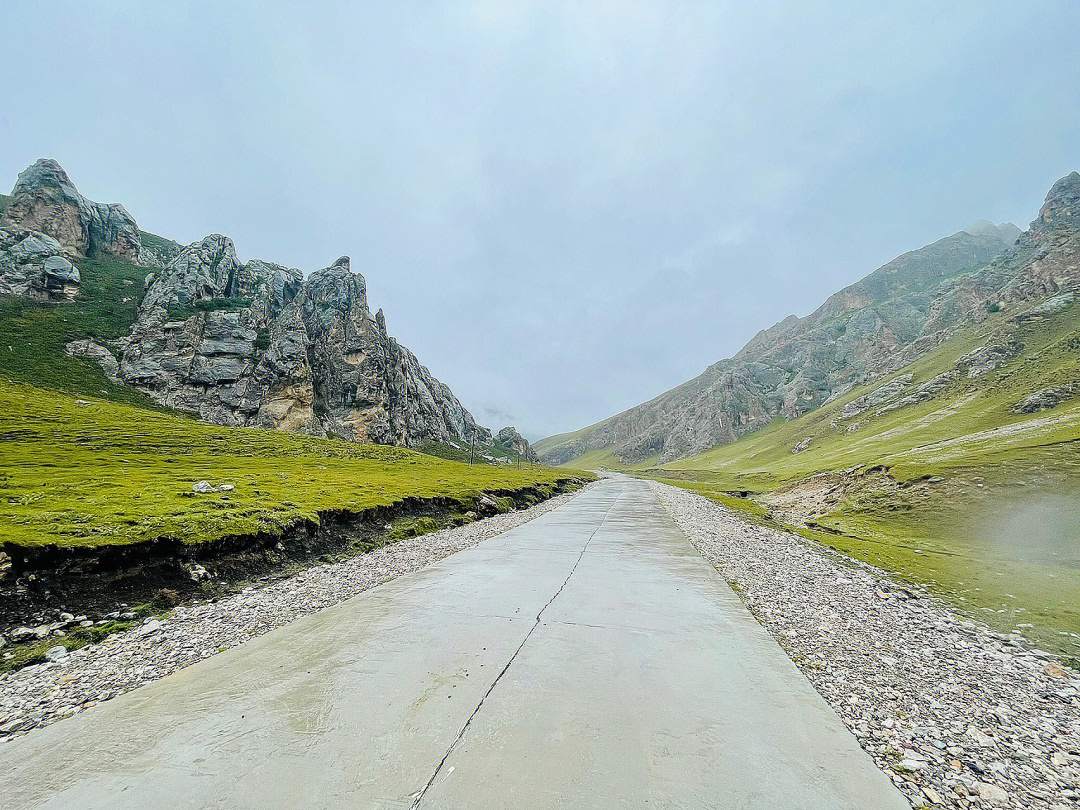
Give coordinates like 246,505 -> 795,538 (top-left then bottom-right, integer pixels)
0,484 -> 591,741
652,480 -> 1080,810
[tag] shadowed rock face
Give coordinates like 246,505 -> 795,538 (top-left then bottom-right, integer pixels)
0,160 -> 493,450
540,176 -> 1080,465
496,426 -> 539,462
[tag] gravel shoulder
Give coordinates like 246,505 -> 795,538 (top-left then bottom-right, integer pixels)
0,484 -> 593,741
652,480 -> 1080,810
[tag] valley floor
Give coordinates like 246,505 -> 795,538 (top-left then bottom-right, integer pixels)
0,476 -> 909,809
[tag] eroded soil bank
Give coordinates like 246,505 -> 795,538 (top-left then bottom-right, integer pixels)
0,478 -> 587,670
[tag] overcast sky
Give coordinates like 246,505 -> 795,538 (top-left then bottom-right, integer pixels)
3,2 -> 1079,439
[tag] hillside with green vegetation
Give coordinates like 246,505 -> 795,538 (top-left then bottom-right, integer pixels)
0,208 -> 582,555
0,255 -> 159,406
643,298 -> 1080,662
0,378 -> 581,551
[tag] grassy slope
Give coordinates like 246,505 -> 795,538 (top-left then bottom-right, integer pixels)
0,256 -> 160,407
420,438 -> 535,465
0,379 -> 581,549
0,250 -> 586,552
643,303 -> 1080,661
138,229 -> 182,258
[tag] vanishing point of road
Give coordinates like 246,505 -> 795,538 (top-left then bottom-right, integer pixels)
0,476 -> 909,809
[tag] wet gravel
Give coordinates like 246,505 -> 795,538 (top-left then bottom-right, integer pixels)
0,485 -> 591,741
653,480 -> 1080,810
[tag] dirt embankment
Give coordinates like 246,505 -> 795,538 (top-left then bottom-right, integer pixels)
758,466 -> 916,529
0,478 -> 586,636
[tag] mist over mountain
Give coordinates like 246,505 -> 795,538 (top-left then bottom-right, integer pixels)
537,175 -> 1080,465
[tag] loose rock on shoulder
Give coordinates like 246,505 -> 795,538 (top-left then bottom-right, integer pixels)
651,480 -> 1080,810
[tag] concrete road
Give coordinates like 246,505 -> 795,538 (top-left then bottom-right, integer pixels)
0,476 -> 909,809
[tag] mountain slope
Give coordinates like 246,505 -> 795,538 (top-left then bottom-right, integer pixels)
550,171 -> 1080,662
651,285 -> 1080,661
537,220 -> 1025,465
542,174 -> 1080,468
0,159 -> 503,451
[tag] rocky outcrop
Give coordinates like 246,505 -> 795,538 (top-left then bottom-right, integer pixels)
0,228 -> 78,301
0,160 -> 143,302
0,159 -> 496,452
540,177 -> 1080,465
1013,384 -> 1080,414
2,159 -> 141,263
65,339 -> 121,382
495,426 -> 539,462
114,235 -> 491,447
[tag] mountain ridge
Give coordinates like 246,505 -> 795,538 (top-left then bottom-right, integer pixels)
537,177 -> 1080,466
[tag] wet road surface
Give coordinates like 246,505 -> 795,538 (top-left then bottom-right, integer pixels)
0,476 -> 909,809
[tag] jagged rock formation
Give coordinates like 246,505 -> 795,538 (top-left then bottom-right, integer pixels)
0,160 -> 494,450
2,159 -> 141,262
495,426 -> 539,462
114,239 -> 492,447
539,176 -> 1080,466
0,159 -> 143,301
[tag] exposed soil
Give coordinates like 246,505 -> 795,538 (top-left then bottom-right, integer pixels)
0,478 -> 586,638
757,465 -> 898,527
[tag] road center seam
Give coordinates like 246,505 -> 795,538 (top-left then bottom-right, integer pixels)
410,487 -> 620,808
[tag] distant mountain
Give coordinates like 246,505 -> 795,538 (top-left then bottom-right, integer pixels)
538,175 -> 1080,466
0,159 -> 512,452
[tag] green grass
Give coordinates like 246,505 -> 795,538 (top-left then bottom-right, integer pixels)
166,296 -> 253,322
0,256 -> 159,408
138,230 -> 181,258
641,302 -> 1080,662
0,379 -> 587,550
2,617 -> 144,672
420,438 -> 540,465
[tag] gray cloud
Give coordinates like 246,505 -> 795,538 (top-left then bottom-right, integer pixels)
3,1 -> 1079,439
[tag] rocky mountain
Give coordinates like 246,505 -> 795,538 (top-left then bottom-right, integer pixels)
539,173 -> 1080,466
495,426 -> 539,462
3,158 -> 141,263
0,159 -> 493,450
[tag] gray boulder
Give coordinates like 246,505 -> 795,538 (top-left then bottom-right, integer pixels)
65,339 -> 122,382
0,228 -> 73,301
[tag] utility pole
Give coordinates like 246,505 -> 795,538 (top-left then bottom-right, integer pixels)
469,432 -> 475,466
